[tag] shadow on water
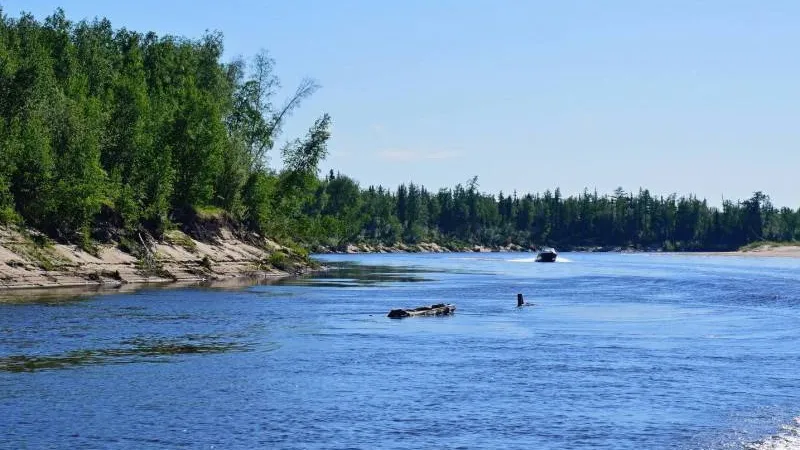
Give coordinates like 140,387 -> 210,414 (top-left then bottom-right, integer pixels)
0,285 -> 126,305
0,259 -> 479,304
0,337 -> 252,373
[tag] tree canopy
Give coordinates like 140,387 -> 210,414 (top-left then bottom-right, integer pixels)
1,8 -> 796,252
301,178 -> 798,251
0,8 -> 329,245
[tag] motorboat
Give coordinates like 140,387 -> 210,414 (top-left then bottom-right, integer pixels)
535,246 -> 557,262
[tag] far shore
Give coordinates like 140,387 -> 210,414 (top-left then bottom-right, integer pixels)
317,242 -> 800,258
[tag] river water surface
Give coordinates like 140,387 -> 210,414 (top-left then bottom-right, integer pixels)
2,252 -> 800,449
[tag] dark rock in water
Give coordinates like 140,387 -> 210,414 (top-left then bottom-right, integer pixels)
387,303 -> 456,318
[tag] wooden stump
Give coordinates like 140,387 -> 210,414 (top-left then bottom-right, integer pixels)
387,303 -> 456,318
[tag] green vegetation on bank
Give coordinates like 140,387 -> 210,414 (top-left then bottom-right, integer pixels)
0,8 -> 329,247
1,9 -> 797,254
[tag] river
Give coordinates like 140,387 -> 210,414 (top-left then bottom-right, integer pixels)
2,252 -> 800,449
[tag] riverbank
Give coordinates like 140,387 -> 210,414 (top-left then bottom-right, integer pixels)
315,241 -> 800,258
314,242 -> 674,255
6,229 -> 795,292
314,242 -> 532,254
0,226 -> 311,290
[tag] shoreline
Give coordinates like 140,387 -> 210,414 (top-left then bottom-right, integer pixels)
0,275 -> 309,303
0,225 -> 313,293
3,232 -> 798,297
313,242 -> 532,254
686,245 -> 800,258
315,242 -> 800,258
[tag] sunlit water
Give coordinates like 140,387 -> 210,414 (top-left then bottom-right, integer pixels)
2,252 -> 800,449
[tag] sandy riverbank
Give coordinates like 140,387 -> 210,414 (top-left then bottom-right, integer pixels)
321,242 -> 800,258
695,244 -> 800,258
315,242 -> 532,254
0,226 -> 306,291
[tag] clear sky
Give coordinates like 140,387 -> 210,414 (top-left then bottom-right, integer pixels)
3,1 -> 799,207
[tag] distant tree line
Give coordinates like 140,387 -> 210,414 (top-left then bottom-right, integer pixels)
302,174 -> 798,252
1,9 -> 797,252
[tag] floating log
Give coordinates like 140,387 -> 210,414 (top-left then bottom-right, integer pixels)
387,303 -> 456,319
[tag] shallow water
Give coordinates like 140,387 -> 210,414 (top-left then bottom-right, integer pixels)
2,252 -> 800,449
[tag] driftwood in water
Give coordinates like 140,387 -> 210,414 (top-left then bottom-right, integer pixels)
387,303 -> 456,319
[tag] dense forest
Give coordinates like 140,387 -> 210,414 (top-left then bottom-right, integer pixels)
0,8 -> 329,248
1,9 -> 797,253
309,175 -> 798,251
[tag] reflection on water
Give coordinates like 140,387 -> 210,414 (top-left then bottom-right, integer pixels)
0,285 -> 125,305
0,282 -> 198,305
0,261 -> 452,304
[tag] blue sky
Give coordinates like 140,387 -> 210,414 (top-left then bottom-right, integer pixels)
3,1 -> 799,207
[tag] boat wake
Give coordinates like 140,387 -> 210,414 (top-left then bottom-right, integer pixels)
507,257 -> 538,263
745,417 -> 800,450
506,256 -> 573,263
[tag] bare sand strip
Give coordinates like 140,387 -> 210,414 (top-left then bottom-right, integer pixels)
689,245 -> 800,258
739,245 -> 800,257
0,226 -> 296,292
